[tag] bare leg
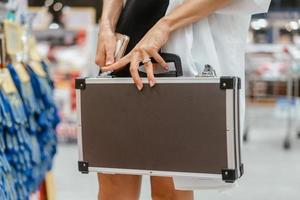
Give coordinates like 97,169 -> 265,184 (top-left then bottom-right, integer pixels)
151,176 -> 194,200
98,174 -> 142,200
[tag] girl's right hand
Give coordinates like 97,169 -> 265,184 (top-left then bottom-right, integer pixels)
95,24 -> 117,67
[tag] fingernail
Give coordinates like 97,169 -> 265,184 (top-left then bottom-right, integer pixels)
150,80 -> 155,87
106,60 -> 113,65
137,84 -> 143,91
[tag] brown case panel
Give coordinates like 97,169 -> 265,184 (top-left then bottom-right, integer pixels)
80,83 -> 227,174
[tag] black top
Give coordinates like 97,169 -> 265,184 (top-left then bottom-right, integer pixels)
114,0 -> 170,77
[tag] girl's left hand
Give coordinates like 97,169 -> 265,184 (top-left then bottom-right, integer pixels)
101,19 -> 170,91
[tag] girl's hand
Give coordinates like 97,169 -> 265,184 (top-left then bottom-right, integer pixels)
95,23 -> 117,67
101,20 -> 170,91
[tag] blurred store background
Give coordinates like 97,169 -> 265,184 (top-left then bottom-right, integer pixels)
0,0 -> 300,199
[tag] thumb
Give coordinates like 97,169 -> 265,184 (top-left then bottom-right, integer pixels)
105,46 -> 115,66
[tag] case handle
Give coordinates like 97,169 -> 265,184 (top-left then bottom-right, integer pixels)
99,53 -> 183,77
139,53 -> 183,77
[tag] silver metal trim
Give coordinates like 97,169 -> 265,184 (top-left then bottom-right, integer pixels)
234,80 -> 241,177
88,167 -> 222,179
78,77 -> 242,179
76,89 -> 83,161
226,89 -> 235,170
85,77 -> 220,84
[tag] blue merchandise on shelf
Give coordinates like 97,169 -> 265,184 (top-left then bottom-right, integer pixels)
0,61 -> 59,199
0,91 -> 17,200
41,60 -> 54,89
0,88 -> 30,199
7,63 -> 43,193
26,63 -> 59,170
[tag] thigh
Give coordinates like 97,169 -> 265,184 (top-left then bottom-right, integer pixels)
98,174 -> 142,200
151,176 -> 194,200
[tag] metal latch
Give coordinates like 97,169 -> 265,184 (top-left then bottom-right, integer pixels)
98,70 -> 113,78
200,65 -> 217,77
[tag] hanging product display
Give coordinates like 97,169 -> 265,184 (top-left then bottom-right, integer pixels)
0,68 -> 18,199
0,2 -> 59,199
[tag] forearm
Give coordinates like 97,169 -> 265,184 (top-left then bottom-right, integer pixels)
161,0 -> 231,32
100,0 -> 123,31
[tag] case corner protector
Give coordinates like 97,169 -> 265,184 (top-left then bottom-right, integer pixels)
221,168 -> 238,183
78,161 -> 89,174
75,78 -> 86,90
220,76 -> 239,90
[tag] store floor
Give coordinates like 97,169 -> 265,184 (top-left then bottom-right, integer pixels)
53,106 -> 300,200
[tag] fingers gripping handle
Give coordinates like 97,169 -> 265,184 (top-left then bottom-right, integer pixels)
98,53 -> 183,77
160,53 -> 183,77
152,53 -> 183,77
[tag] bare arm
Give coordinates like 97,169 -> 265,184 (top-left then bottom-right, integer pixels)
102,0 -> 231,90
162,0 -> 231,32
95,0 -> 123,66
100,0 -> 123,32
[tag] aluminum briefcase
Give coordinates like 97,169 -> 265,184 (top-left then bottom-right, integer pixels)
76,55 -> 244,184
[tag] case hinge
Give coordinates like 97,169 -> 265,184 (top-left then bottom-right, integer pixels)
78,161 -> 89,174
